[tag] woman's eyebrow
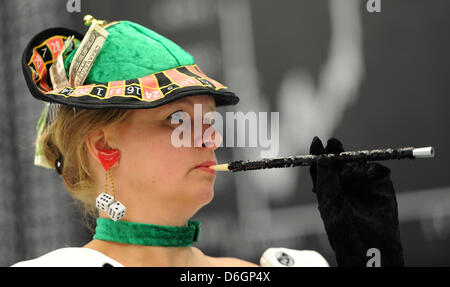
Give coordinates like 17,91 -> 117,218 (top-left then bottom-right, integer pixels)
165,98 -> 216,112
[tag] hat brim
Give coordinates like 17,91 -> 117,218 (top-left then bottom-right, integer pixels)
23,28 -> 239,109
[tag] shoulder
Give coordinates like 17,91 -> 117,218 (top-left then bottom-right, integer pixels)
11,247 -> 123,267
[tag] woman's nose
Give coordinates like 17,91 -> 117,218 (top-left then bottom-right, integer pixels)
195,123 -> 222,150
203,128 -> 223,150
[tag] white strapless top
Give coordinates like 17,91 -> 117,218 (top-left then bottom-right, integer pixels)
11,247 -> 328,267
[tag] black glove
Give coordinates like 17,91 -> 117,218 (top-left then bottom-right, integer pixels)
309,136 -> 405,267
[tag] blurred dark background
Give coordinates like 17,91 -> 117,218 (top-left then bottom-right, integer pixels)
1,0 -> 449,266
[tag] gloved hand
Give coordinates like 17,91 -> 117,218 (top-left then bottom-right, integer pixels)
309,136 -> 405,267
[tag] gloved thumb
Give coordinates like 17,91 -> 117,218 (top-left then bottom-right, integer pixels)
309,136 -> 325,184
310,136 -> 325,155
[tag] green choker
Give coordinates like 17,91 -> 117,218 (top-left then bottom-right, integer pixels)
93,218 -> 201,247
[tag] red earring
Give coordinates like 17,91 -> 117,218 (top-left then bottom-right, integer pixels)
98,149 -> 121,171
96,149 -> 126,221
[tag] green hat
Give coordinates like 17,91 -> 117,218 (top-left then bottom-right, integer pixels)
22,16 -> 239,168
22,16 -> 239,109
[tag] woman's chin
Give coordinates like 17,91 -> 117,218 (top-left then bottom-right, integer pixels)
193,186 -> 215,207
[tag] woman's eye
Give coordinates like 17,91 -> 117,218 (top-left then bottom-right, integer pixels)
203,113 -> 215,125
168,110 -> 187,124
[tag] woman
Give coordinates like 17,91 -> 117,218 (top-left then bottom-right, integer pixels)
13,15 -> 271,267
14,15 -> 404,267
17,14 -> 328,267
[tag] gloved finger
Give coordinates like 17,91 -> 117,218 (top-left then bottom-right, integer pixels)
309,136 -> 325,185
365,163 -> 396,198
325,137 -> 346,171
366,162 -> 391,180
325,137 -> 345,154
310,136 -> 325,155
315,155 -> 342,201
340,162 -> 396,209
341,162 -> 391,183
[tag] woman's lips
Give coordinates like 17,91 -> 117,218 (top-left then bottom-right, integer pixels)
195,160 -> 217,175
195,166 -> 216,175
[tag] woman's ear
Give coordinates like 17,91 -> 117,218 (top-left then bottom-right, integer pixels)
85,129 -> 117,167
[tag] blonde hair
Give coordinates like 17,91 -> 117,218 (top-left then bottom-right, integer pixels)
39,106 -> 131,221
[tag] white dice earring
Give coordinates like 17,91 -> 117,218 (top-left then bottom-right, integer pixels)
97,149 -> 126,221
108,201 -> 127,222
96,192 -> 114,213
